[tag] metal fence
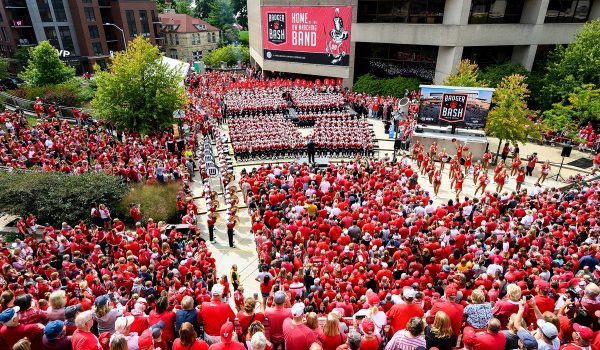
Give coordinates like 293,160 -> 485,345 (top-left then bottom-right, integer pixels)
0,91 -> 93,121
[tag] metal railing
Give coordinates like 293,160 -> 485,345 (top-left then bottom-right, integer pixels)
0,91 -> 93,121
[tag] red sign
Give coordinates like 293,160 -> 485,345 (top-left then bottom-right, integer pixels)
262,6 -> 352,66
13,20 -> 24,26
439,93 -> 469,123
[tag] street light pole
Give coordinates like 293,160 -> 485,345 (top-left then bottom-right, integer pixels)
104,23 -> 127,52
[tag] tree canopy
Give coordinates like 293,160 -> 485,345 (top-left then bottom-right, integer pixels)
231,0 -> 248,28
19,41 -> 75,87
543,84 -> 600,139
486,74 -> 538,154
0,58 -> 8,81
478,63 -> 529,88
208,0 -> 237,43
194,0 -> 213,19
174,0 -> 193,15
540,19 -> 600,110
92,36 -> 186,133
444,59 -> 487,87
203,44 -> 249,67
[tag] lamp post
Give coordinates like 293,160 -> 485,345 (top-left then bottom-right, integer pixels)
104,23 -> 127,52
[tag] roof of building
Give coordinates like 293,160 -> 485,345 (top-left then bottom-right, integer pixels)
159,13 -> 219,33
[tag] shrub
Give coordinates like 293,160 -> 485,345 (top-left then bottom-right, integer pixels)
239,31 -> 249,45
352,74 -> 421,98
204,45 -> 250,67
0,172 -> 128,227
115,182 -> 180,224
11,78 -> 95,107
478,62 -> 529,88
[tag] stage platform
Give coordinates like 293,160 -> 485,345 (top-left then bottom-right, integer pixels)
412,125 -> 489,161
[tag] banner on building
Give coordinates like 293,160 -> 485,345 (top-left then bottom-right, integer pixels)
262,6 -> 352,66
417,85 -> 495,129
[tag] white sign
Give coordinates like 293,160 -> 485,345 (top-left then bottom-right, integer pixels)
207,167 -> 219,177
56,49 -> 71,57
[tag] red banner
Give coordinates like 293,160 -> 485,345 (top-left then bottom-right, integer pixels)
262,6 -> 352,66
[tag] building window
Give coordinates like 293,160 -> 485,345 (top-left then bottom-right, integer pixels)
468,0 -> 524,24
126,10 -> 137,36
0,11 -> 4,23
37,0 -> 54,22
1,28 -> 8,42
44,27 -> 59,48
82,0 -> 92,3
89,25 -> 99,39
140,10 -> 150,35
357,0 -> 445,23
462,46 -> 514,67
84,7 -> 96,22
545,0 -> 591,23
175,34 -> 179,45
211,32 -> 216,42
52,0 -> 67,22
92,42 -> 103,55
59,26 -> 75,52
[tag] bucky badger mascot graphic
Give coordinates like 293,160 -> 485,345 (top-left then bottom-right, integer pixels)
326,8 -> 349,64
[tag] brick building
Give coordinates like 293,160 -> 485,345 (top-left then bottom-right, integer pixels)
159,12 -> 219,62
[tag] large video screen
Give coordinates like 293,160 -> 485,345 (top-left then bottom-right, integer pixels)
261,6 -> 352,66
418,85 -> 495,129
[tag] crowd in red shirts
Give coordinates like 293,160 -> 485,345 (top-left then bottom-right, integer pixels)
3,69 -> 600,350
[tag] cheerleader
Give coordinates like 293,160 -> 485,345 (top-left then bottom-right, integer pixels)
473,160 -> 482,185
416,149 -> 424,168
433,169 -> 442,196
516,166 -> 526,192
495,169 -> 507,193
421,154 -> 430,175
427,163 -> 435,184
483,151 -> 492,170
429,141 -> 438,158
474,172 -> 489,196
463,151 -> 472,174
455,171 -> 464,199
538,160 -> 551,183
437,148 -> 448,171
511,156 -> 521,176
411,140 -> 421,160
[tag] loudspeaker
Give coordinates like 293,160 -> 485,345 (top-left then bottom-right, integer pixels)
394,139 -> 403,150
561,145 -> 572,157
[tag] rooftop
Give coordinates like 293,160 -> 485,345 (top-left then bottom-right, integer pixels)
159,13 -> 219,33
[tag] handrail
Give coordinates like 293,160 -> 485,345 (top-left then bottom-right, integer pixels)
0,91 -> 93,120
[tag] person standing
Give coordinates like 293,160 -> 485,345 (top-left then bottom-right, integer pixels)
0,306 -> 44,350
230,265 -> 240,292
386,288 -> 424,336
283,303 -> 319,350
526,152 -> 538,176
265,291 -> 291,350
72,311 -> 102,350
307,138 -> 316,163
207,212 -> 217,244
226,216 -> 236,248
201,284 -> 236,345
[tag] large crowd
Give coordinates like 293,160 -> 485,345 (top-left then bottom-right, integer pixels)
1,69 -> 599,350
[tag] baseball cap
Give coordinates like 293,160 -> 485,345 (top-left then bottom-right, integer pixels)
536,319 -> 558,340
0,306 -> 20,323
150,320 -> 165,339
274,291 -> 286,305
361,318 -> 375,333
44,320 -> 64,340
65,304 -> 82,319
291,302 -> 305,317
94,295 -> 109,307
115,315 -> 135,332
517,329 -> 538,350
573,323 -> 594,342
444,284 -> 458,298
138,329 -> 154,350
403,288 -> 416,299
220,322 -> 234,343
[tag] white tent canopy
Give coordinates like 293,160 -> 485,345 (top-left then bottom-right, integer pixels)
160,56 -> 190,85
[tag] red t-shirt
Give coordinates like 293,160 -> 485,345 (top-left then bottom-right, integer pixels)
386,303 -> 425,335
429,300 -> 464,336
71,329 -> 102,350
282,319 -> 318,350
200,300 -> 236,336
0,324 -> 44,350
207,342 -> 246,350
265,307 -> 292,344
359,336 -> 380,350
474,330 -> 506,350
319,332 -> 346,350
173,339 -> 209,350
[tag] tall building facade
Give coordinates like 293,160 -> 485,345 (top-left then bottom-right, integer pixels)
0,0 -> 162,73
248,0 -> 600,87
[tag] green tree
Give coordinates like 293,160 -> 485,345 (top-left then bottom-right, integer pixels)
92,36 -> 186,133
540,19 -> 600,110
19,41 -> 75,86
175,0 -> 193,15
208,0 -> 235,29
231,0 -> 247,28
352,74 -> 420,98
14,47 -> 31,69
203,44 -> 249,67
478,62 -> 529,88
194,0 -> 214,19
444,59 -> 487,87
485,74 -> 537,161
543,84 -> 600,138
